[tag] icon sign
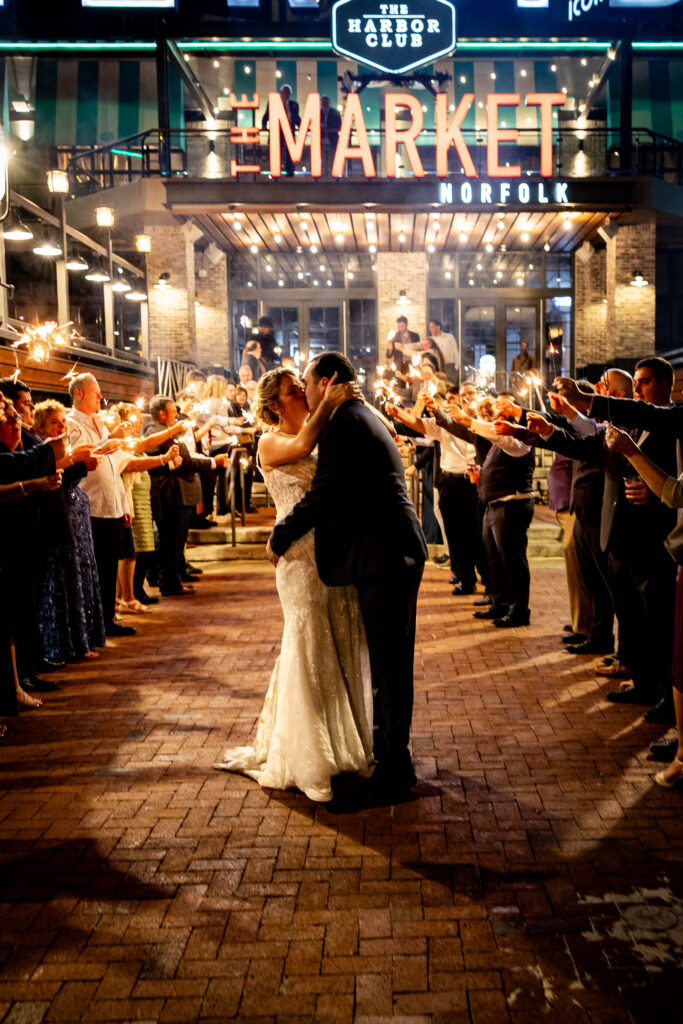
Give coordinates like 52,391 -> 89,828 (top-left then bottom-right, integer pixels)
331,0 -> 457,75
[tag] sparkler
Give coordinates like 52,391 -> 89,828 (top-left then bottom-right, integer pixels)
61,361 -> 81,384
9,319 -> 75,363
135,396 -> 146,410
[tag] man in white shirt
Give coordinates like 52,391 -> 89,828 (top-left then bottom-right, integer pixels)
385,398 -> 481,596
428,320 -> 460,384
67,373 -> 136,638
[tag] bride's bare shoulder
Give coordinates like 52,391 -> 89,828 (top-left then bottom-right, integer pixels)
258,429 -> 304,470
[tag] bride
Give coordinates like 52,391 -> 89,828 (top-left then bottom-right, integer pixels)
214,366 -> 373,802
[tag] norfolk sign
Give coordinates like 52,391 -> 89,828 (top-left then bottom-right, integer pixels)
331,0 -> 457,75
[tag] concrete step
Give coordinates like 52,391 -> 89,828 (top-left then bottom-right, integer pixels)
188,524 -> 271,545
188,520 -> 564,562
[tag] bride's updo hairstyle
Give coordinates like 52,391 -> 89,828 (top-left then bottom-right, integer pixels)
254,367 -> 298,428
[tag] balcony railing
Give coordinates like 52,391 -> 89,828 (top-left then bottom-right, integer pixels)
61,125 -> 683,196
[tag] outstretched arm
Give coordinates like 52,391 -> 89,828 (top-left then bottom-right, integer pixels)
384,403 -> 427,435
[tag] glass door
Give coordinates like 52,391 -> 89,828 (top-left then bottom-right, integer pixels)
265,301 -> 343,371
505,303 -> 540,400
461,304 -> 497,387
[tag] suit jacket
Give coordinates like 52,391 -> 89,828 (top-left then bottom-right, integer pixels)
269,401 -> 427,586
143,420 -> 214,507
530,420 -> 677,551
590,395 -> 683,438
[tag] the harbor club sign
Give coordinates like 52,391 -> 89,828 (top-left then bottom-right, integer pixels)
331,0 -> 457,74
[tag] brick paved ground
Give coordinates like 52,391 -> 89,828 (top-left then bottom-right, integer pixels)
1,558 -> 682,1023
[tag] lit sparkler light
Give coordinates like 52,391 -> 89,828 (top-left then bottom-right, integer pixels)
135,396 -> 146,410
10,319 -> 75,364
61,361 -> 81,383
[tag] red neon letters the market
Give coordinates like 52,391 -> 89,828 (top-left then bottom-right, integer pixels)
265,90 -> 567,178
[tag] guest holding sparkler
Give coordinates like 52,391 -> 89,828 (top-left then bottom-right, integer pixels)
143,395 -> 231,596
423,389 -> 536,627
516,363 -> 677,721
113,402 -> 183,613
605,422 -> 683,788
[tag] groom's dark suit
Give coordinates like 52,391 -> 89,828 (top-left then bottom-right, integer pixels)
269,400 -> 428,784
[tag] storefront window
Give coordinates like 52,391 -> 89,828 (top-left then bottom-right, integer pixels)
232,299 -> 259,363
348,298 -> 377,391
69,271 -> 106,347
5,248 -> 59,325
114,297 -> 143,357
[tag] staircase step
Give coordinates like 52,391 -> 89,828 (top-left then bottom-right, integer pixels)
188,525 -> 271,545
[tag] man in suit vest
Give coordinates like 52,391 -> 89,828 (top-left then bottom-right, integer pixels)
267,351 -> 427,805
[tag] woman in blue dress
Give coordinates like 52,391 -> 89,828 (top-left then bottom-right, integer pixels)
33,400 -> 106,664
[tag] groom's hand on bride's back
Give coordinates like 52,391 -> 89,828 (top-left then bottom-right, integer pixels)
266,538 -> 279,567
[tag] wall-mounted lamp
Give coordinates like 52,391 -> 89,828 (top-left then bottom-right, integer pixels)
154,272 -> 171,290
630,270 -> 648,288
125,289 -> 148,302
396,289 -> 411,307
95,207 -> 115,228
135,234 -> 152,253
208,139 -> 216,154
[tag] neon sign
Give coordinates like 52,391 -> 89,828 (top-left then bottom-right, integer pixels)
258,90 -> 566,179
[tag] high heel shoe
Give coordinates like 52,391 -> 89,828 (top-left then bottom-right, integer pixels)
654,756 -> 683,788
118,599 -> 149,614
16,689 -> 42,710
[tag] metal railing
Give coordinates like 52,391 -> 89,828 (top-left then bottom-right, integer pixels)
61,125 -> 683,196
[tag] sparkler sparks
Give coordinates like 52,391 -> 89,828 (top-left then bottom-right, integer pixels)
9,320 -> 75,363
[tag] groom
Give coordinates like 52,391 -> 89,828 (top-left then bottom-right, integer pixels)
266,351 -> 427,804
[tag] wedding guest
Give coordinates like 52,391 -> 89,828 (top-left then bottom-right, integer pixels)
238,364 -> 258,404
143,395 -> 230,595
113,402 -> 183,613
241,340 -> 267,382
428,320 -> 460,382
235,385 -> 252,414
605,423 -> 683,788
66,374 -> 138,639
33,400 -> 106,664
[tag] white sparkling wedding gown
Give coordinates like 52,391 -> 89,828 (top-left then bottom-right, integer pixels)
215,449 -> 373,802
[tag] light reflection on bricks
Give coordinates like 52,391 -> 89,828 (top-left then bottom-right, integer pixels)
0,559 -> 682,1021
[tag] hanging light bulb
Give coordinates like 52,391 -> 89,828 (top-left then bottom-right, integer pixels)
85,262 -> 110,282
65,252 -> 89,272
3,211 -> 33,241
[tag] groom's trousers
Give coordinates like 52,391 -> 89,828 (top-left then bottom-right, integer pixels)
356,560 -> 424,777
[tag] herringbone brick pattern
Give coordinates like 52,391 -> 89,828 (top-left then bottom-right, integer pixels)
1,559 -> 682,1022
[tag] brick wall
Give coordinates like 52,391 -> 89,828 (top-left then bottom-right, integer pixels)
575,220 -> 655,369
195,247 -> 230,367
145,223 -> 198,364
574,246 -> 607,366
376,252 -> 428,355
608,221 -> 656,360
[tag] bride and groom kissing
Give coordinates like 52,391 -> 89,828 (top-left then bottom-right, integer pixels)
215,351 -> 428,810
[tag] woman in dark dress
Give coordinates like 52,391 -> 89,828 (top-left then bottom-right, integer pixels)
33,400 -> 106,663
